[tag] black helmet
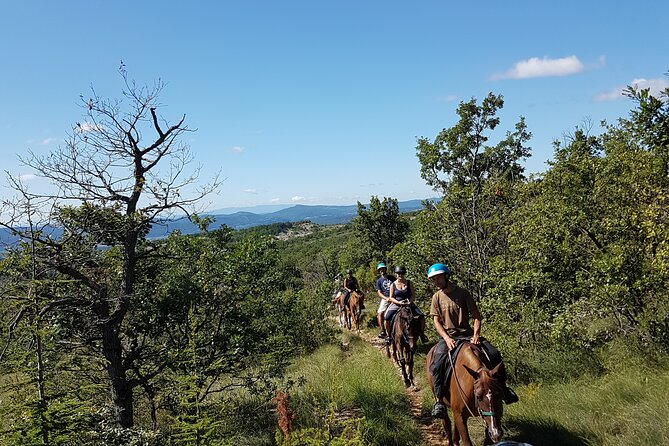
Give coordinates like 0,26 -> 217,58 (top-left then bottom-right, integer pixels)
395,265 -> 406,274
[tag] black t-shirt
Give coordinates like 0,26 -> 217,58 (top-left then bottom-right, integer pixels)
344,276 -> 359,291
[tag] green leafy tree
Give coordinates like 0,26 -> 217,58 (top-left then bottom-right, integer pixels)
414,93 -> 531,299
352,196 -> 409,262
481,80 -> 669,380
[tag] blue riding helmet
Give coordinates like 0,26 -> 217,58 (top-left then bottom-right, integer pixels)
377,262 -> 387,270
427,263 -> 450,278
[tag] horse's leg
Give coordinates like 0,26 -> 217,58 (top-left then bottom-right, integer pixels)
441,408 -> 454,446
408,350 -> 415,388
353,305 -> 360,331
353,310 -> 357,331
399,356 -> 410,387
344,306 -> 350,329
453,411 -> 472,446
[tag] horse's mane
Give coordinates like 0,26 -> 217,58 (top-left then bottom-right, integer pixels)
394,306 -> 414,338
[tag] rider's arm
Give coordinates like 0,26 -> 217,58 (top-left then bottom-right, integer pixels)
388,283 -> 400,305
433,315 -> 456,350
376,288 -> 387,300
470,298 -> 482,344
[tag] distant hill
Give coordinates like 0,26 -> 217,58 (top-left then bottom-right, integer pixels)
1,199 -> 435,245
147,199 -> 431,237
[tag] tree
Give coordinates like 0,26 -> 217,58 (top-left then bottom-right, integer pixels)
1,67 -> 219,428
352,196 -> 409,262
415,93 -> 531,299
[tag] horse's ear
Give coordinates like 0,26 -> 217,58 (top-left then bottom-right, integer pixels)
462,364 -> 480,380
490,362 -> 503,379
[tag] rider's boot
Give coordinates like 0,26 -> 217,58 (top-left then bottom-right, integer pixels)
431,402 -> 446,418
503,386 -> 519,404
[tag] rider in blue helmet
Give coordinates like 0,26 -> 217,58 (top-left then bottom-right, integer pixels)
427,263 -> 450,278
426,262 -> 517,418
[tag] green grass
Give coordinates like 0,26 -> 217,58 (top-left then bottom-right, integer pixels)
286,332 -> 424,446
504,365 -> 669,446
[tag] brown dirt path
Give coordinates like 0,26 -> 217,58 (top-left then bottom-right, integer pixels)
356,329 -> 452,446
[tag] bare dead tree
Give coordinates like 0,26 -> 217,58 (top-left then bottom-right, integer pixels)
1,68 -> 220,428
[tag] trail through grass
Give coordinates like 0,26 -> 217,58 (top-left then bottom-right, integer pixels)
286,332 -> 423,445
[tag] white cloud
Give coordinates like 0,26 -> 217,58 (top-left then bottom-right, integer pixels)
41,137 -> 58,145
269,198 -> 281,203
291,196 -> 306,202
491,55 -> 585,80
595,77 -> 669,102
230,146 -> 245,153
19,174 -> 36,181
437,95 -> 458,102
243,188 -> 258,194
75,122 -> 101,133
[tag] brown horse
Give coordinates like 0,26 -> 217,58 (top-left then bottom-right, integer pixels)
387,305 -> 418,388
346,291 -> 364,331
426,342 -> 504,446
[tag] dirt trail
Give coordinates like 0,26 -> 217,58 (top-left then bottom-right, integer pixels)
357,330 -> 450,446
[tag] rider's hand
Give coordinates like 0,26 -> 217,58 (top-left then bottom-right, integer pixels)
470,334 -> 480,345
444,336 -> 456,350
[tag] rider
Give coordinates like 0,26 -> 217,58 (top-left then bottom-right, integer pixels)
375,262 -> 395,338
342,269 -> 361,309
383,265 -> 429,345
427,262 -> 517,418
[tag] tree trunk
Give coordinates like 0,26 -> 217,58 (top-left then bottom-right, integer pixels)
102,322 -> 133,428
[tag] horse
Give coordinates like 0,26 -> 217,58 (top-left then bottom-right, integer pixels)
331,290 -> 348,328
425,342 -> 505,446
386,305 -> 418,388
346,290 -> 364,331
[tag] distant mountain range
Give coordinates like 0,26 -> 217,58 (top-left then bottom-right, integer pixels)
0,199 -> 435,246
148,199 -> 430,237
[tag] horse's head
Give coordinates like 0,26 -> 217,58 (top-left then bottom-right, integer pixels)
464,362 -> 505,443
397,305 -> 413,321
395,306 -> 416,347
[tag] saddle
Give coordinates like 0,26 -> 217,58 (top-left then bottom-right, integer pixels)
430,337 -> 503,401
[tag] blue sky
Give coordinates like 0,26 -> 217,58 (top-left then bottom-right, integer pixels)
1,1 -> 667,211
